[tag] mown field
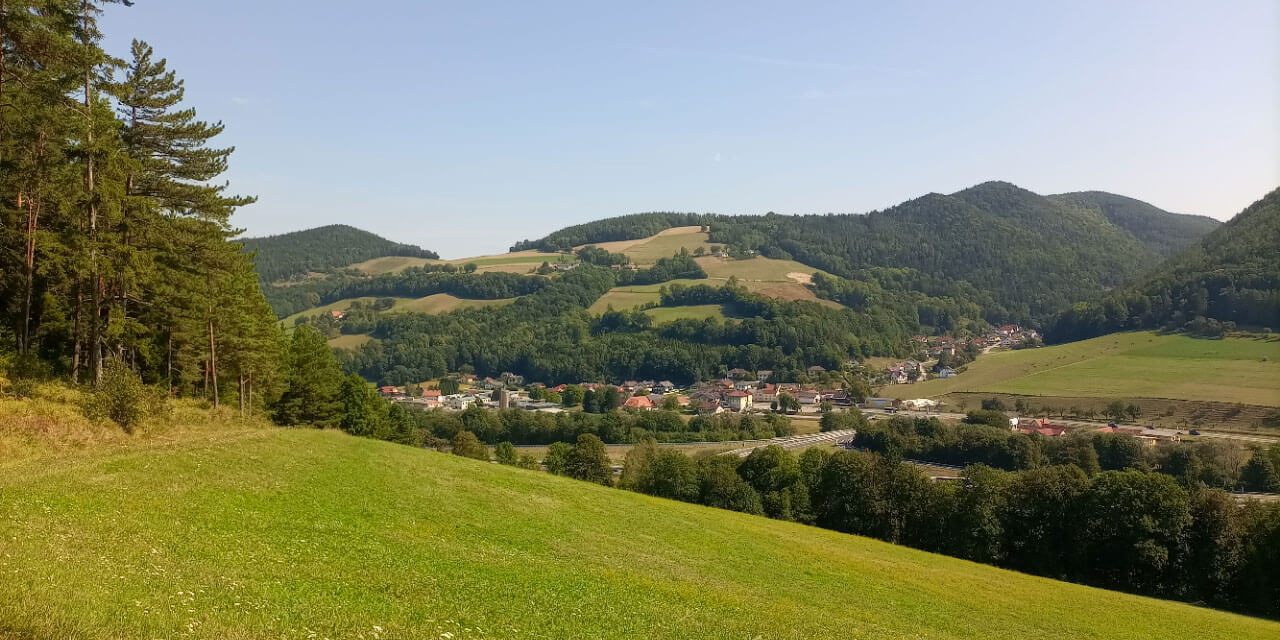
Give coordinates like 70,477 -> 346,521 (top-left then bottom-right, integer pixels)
281,294 -> 515,326
1,427 -> 1275,640
644,304 -> 726,323
884,332 -> 1280,407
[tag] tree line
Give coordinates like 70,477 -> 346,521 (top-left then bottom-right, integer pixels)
1,3 -> 280,411
852,414 -> 1280,493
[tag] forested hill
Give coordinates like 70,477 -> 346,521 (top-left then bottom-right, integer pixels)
508,182 -> 1215,325
510,212 -> 708,252
1048,191 -> 1220,256
241,225 -> 439,283
1047,187 -> 1280,342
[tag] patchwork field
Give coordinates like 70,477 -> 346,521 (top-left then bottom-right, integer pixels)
281,294 -> 515,326
884,332 -> 1280,408
326,333 -> 375,350
2,427 -> 1273,639
614,226 -> 713,264
586,279 -> 706,314
644,304 -> 727,323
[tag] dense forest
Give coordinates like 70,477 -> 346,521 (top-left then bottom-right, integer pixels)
511,182 -> 1220,326
0,3 -> 279,408
240,224 -> 438,283
1047,191 -> 1220,257
1047,188 -> 1280,342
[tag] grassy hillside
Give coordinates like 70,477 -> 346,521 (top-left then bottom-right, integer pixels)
2,428 -> 1275,639
884,332 -> 1280,407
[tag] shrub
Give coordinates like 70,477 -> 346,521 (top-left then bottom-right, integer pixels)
82,360 -> 160,432
450,431 -> 489,460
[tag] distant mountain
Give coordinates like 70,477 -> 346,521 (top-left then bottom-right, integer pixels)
1048,191 -> 1220,256
509,182 -> 1217,325
1047,187 -> 1280,342
240,225 -> 438,283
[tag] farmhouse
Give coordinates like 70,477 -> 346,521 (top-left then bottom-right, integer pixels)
725,390 -> 752,412
623,396 -> 655,411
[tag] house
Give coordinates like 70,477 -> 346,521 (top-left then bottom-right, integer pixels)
655,380 -> 676,393
329,310 -> 347,320
936,367 -> 957,379
442,394 -> 476,410
727,368 -> 753,380
754,383 -> 778,403
724,390 -> 752,412
997,324 -> 1021,336
624,396 -> 655,411
806,365 -> 827,375
499,372 -> 525,386
419,389 -> 442,407
1014,417 -> 1067,437
797,389 -> 822,405
693,397 -> 724,414
378,385 -> 404,398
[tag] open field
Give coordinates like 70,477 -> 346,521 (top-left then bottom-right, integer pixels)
644,304 -> 726,323
586,278 -> 705,314
281,294 -> 515,326
697,255 -> 840,306
1,427 -> 1274,639
326,333 -> 375,350
391,293 -> 515,314
349,255 -> 440,275
882,332 -> 1280,409
614,226 -> 713,264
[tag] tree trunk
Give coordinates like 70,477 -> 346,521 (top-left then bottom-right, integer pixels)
82,0 -> 102,384
207,318 -> 218,407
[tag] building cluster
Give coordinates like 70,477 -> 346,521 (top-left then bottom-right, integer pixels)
687,373 -> 854,415
1009,417 -> 1181,444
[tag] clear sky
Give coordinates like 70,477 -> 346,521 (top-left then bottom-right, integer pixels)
102,1 -> 1279,258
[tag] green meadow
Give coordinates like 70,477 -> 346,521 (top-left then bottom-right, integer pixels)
886,332 -> 1280,407
1,426 -> 1275,639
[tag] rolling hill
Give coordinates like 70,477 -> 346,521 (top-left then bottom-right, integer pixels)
240,224 -> 439,283
514,182 -> 1220,325
1048,188 -> 1280,342
2,426 -> 1276,639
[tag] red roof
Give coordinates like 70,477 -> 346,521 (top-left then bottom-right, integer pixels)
623,396 -> 654,409
421,389 -> 441,398
726,390 -> 750,398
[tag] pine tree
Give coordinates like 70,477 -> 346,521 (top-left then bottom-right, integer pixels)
273,325 -> 344,427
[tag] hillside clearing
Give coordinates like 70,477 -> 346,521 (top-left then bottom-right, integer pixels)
390,293 -> 515,314
883,332 -> 1280,407
326,333 -> 375,350
644,304 -> 726,323
1,428 -> 1274,639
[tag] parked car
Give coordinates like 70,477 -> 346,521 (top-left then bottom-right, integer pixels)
1189,429 -> 1201,436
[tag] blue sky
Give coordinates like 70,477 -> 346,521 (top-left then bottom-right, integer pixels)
102,1 -> 1278,257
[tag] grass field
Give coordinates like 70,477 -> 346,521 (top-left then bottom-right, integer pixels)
615,226 -> 713,264
2,426 -> 1275,639
644,304 -> 726,323
390,293 -> 514,314
326,333 -> 375,350
281,294 -> 515,326
585,279 -> 705,314
883,332 -> 1280,407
